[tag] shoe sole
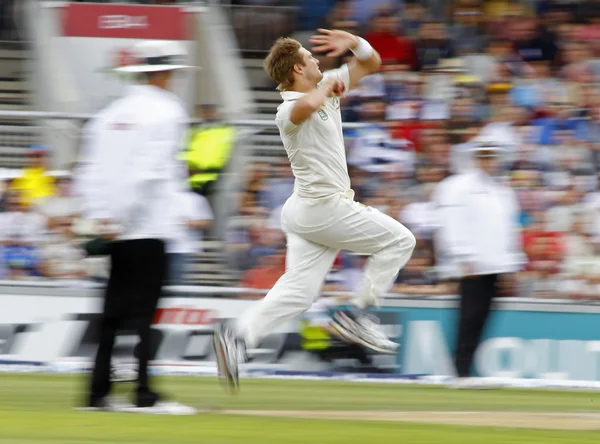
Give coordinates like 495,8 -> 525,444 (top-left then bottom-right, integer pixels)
330,319 -> 399,355
213,328 -> 239,394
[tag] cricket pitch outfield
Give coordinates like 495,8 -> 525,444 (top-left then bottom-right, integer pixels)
1,374 -> 600,443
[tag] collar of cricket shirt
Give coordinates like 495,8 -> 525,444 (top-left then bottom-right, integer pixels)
280,90 -> 307,101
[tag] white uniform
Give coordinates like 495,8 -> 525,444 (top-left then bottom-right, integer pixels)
238,66 -> 416,348
434,170 -> 527,279
167,192 -> 213,255
77,84 -> 189,241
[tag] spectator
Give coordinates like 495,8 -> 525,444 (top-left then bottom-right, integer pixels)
449,2 -> 487,56
39,174 -> 80,233
511,16 -> 557,64
364,11 -> 418,69
167,192 -> 214,285
258,158 -> 294,211
0,188 -> 47,280
238,248 -> 285,299
39,216 -> 87,283
181,104 -> 235,199
393,239 -> 455,295
547,186 -> 585,233
10,145 -> 56,208
415,21 -> 454,71
400,182 -> 439,240
348,98 -> 414,174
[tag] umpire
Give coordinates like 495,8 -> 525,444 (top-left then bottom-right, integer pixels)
78,41 -> 195,410
434,137 -> 526,388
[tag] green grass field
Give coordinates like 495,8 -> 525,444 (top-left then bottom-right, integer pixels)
1,374 -> 600,443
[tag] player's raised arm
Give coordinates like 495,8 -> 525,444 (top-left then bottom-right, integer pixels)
264,37 -> 346,126
309,29 -> 381,90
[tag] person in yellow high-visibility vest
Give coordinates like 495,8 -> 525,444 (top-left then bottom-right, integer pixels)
180,104 -> 235,197
10,145 -> 56,207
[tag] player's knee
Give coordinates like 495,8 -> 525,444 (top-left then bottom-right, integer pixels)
391,227 -> 416,257
404,230 -> 417,252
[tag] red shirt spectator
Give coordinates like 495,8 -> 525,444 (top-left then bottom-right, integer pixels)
239,252 -> 285,299
364,14 -> 418,69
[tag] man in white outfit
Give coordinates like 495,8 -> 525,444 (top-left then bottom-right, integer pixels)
78,41 -> 195,413
434,138 -> 526,388
214,29 -> 416,391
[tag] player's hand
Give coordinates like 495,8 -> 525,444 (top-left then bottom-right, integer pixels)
98,219 -> 119,240
322,78 -> 346,97
310,28 -> 359,58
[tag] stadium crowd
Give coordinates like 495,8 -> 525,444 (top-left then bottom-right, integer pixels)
231,0 -> 600,301
4,0 -> 600,302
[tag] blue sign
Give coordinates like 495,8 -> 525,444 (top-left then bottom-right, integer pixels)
381,306 -> 600,381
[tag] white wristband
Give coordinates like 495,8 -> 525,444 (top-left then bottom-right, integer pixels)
351,37 -> 374,61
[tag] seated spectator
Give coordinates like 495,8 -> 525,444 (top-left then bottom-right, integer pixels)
522,230 -> 564,299
39,174 -> 80,232
511,60 -> 564,111
559,238 -> 600,300
238,248 -> 285,299
225,189 -> 267,270
39,218 -> 87,283
544,128 -> 593,168
247,223 -> 281,269
0,188 -> 47,280
415,21 -> 454,71
348,99 -> 415,175
393,239 -> 456,295
533,101 -> 586,145
10,145 -> 56,208
167,192 -> 214,285
258,158 -> 294,211
400,183 -> 439,240
563,214 -> 593,260
546,186 -> 585,233
449,1 -> 487,56
364,11 -> 418,69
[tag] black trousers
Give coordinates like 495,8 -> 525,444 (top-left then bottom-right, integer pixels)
454,274 -> 498,378
89,239 -> 167,407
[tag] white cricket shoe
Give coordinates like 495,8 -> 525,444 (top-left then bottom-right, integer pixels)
213,321 -> 246,393
449,377 -> 498,390
114,401 -> 197,415
330,311 -> 400,354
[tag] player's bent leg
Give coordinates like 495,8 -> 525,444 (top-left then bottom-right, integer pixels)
353,222 -> 416,309
299,197 -> 416,354
214,233 -> 338,392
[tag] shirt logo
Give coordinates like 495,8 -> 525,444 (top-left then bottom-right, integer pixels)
317,108 -> 329,121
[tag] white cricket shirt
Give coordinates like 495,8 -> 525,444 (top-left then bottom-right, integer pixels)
77,84 -> 190,241
433,170 -> 527,279
276,65 -> 351,199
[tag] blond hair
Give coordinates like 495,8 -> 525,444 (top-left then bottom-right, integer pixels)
264,37 -> 304,92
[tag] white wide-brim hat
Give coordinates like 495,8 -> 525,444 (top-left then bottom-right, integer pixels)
114,40 -> 196,73
470,136 -> 505,158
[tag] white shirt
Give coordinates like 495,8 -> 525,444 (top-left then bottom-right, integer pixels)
276,65 -> 351,199
348,124 -> 414,173
434,171 -> 527,279
401,201 -> 439,238
77,84 -> 190,241
0,211 -> 47,244
168,193 -> 213,254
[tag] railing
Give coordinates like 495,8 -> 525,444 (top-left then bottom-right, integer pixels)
0,110 -> 368,128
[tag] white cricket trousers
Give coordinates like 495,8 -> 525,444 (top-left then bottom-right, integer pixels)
237,190 -> 416,348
